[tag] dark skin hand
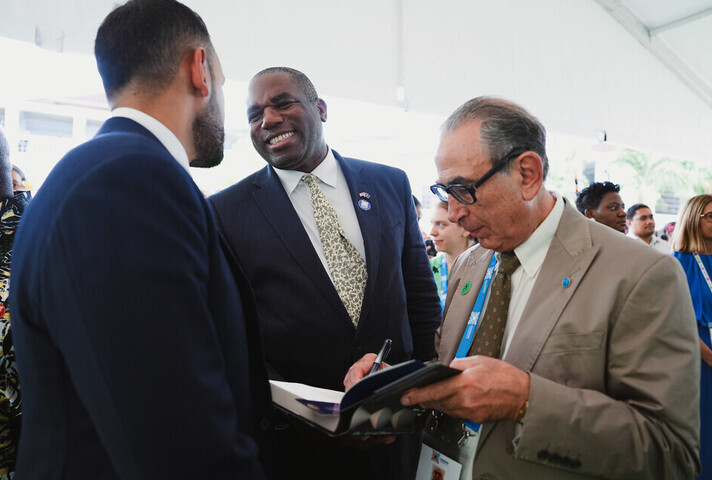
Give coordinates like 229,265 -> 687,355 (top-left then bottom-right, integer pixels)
342,353 -> 395,447
701,339 -> 712,367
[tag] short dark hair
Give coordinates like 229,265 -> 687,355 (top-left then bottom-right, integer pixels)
94,0 -> 212,102
412,195 -> 422,209
12,165 -> 25,181
252,67 -> 319,102
575,181 -> 620,214
0,130 -> 8,167
626,203 -> 649,220
441,96 -> 549,180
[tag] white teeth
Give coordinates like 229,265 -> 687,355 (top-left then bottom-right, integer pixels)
269,132 -> 294,145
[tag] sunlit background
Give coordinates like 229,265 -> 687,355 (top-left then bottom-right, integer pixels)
1,0 -> 711,230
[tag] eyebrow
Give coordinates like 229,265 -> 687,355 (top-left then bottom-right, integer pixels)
247,92 -> 298,118
442,175 -> 476,185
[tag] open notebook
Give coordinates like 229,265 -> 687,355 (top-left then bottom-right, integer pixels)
270,360 -> 460,436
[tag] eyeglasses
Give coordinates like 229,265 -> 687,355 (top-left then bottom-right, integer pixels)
430,148 -> 527,205
700,213 -> 712,222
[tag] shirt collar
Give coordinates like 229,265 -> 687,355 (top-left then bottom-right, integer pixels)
511,192 -> 565,277
111,107 -> 190,173
272,147 -> 338,195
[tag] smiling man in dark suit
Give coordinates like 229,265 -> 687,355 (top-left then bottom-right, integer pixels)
10,1 -> 275,478
209,67 -> 441,479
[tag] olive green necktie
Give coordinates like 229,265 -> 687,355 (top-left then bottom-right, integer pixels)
301,173 -> 367,326
469,251 -> 520,358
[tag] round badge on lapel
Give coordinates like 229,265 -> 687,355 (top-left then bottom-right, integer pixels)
460,281 -> 472,295
358,199 -> 371,211
562,277 -> 571,288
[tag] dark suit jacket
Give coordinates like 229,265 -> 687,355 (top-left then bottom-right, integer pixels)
10,117 -> 275,479
209,151 -> 441,392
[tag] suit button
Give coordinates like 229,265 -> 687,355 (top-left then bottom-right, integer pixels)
537,450 -> 549,461
258,417 -> 272,431
354,342 -> 362,350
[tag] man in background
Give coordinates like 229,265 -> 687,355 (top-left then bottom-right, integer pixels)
627,203 -> 670,253
209,66 -> 441,479
575,181 -> 627,232
10,1 -> 274,478
346,96 -> 700,479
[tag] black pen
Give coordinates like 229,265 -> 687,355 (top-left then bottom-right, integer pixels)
368,339 -> 392,375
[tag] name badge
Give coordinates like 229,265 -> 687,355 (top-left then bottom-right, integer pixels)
415,444 -> 462,480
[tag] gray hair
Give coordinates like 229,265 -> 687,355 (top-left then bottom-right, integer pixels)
441,96 -> 549,180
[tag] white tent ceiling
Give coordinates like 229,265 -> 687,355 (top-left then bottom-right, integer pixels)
1,0 -> 711,163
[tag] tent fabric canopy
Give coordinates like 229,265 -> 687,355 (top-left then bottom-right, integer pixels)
1,0 -> 710,162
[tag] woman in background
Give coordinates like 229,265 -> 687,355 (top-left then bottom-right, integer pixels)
672,194 -> 712,480
429,201 -> 474,314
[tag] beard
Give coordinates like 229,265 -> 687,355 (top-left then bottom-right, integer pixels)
190,89 -> 225,168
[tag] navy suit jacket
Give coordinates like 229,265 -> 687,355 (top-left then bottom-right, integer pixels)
10,118 -> 274,479
209,151 -> 441,391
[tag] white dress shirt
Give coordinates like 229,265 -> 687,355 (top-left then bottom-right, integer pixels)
111,107 -> 190,173
501,192 -> 565,358
272,148 -> 366,283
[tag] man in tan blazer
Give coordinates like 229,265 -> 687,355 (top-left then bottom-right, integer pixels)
397,97 -> 701,479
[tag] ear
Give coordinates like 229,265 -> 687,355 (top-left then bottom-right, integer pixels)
189,47 -> 210,98
316,98 -> 327,122
626,219 -> 632,226
517,152 -> 544,201
585,209 -> 595,220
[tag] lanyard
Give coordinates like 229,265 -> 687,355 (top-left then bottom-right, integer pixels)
693,252 -> 712,295
454,254 -> 498,359
438,257 -> 448,314
449,253 -> 498,434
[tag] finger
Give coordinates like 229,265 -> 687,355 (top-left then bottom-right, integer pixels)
400,377 -> 459,406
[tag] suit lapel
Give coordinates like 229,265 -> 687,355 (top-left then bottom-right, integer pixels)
479,201 -> 600,448
335,151 -> 381,327
437,247 -> 494,363
251,166 -> 351,323
503,202 -> 599,371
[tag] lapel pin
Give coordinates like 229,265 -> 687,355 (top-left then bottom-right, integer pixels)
562,277 -> 571,288
358,199 -> 371,211
460,281 -> 472,295
359,192 -> 371,199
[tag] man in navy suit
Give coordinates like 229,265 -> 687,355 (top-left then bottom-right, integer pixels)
209,67 -> 441,479
10,1 -> 274,478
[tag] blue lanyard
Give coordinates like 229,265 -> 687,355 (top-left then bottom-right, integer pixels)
438,257 -> 448,314
454,254 -> 498,359
452,253 -> 498,435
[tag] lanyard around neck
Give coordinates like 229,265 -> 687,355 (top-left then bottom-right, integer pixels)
454,254 -> 498,359
693,252 -> 712,295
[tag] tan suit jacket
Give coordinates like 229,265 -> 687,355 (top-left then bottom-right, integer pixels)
436,201 -> 700,480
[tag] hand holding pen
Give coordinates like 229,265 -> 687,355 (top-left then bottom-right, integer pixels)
344,339 -> 393,390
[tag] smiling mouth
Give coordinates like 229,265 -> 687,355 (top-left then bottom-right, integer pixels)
268,131 -> 294,145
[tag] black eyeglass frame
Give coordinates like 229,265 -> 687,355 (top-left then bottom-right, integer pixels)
430,148 -> 528,205
700,213 -> 712,222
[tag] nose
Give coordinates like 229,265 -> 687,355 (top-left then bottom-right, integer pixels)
429,225 -> 438,237
261,106 -> 283,129
447,198 -> 468,224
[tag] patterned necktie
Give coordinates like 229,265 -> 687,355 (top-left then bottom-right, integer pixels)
469,251 -> 520,358
301,173 -> 367,326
